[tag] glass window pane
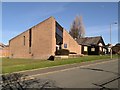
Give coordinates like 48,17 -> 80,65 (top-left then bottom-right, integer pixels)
91,48 -> 95,51
84,46 -> 87,51
64,43 -> 67,48
56,27 -> 63,37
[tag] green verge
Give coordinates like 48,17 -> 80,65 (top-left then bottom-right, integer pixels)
2,55 -> 118,74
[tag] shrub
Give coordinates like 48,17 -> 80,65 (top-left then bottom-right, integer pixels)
117,51 -> 120,55
55,49 -> 69,55
99,51 -> 105,55
48,55 -> 54,61
69,52 -> 77,54
83,51 -> 88,55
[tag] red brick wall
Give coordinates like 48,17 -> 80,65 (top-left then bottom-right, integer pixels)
0,46 -> 9,57
62,29 -> 81,54
9,17 -> 56,59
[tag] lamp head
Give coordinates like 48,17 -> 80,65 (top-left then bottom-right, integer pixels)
114,22 -> 117,24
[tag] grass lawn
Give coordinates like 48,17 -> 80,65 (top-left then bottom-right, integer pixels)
1,55 -> 118,74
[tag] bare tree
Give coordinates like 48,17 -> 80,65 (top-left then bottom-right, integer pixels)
69,15 -> 85,39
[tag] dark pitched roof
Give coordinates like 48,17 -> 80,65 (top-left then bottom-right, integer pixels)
76,36 -> 105,46
0,43 -> 6,48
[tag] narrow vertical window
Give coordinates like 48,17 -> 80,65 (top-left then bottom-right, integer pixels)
29,29 -> 32,54
23,36 -> 25,46
29,29 -> 32,47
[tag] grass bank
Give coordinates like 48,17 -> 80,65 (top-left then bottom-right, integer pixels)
2,55 -> 118,74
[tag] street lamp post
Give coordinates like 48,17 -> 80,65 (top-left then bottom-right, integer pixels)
110,22 -> 117,59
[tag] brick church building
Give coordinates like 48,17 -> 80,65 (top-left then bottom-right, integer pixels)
9,17 -> 81,59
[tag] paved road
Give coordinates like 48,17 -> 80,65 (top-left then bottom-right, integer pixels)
27,59 -> 119,89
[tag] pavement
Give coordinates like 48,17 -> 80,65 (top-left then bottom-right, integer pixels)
17,58 -> 119,89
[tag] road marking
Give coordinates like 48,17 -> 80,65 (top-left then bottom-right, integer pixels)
29,59 -> 118,78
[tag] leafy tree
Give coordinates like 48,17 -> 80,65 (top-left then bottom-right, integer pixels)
69,15 -> 85,39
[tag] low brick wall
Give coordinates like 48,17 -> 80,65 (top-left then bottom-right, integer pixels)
69,54 -> 84,58
55,54 -> 84,60
55,55 -> 69,60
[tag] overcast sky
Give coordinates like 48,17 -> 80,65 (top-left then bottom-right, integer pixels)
2,2 -> 118,45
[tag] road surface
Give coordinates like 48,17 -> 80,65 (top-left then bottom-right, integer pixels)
27,59 -> 119,89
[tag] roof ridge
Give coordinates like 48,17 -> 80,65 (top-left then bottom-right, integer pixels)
76,36 -> 103,45
79,36 -> 101,39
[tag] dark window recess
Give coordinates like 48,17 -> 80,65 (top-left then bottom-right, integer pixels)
56,22 -> 63,45
29,29 -> 32,47
56,33 -> 63,45
11,54 -> 13,56
56,27 -> 63,37
23,36 -> 25,46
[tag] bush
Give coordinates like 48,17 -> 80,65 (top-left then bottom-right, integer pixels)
117,51 -> 120,55
69,52 -> 77,54
55,49 -> 69,55
99,51 -> 105,55
48,55 -> 54,61
83,51 -> 88,55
